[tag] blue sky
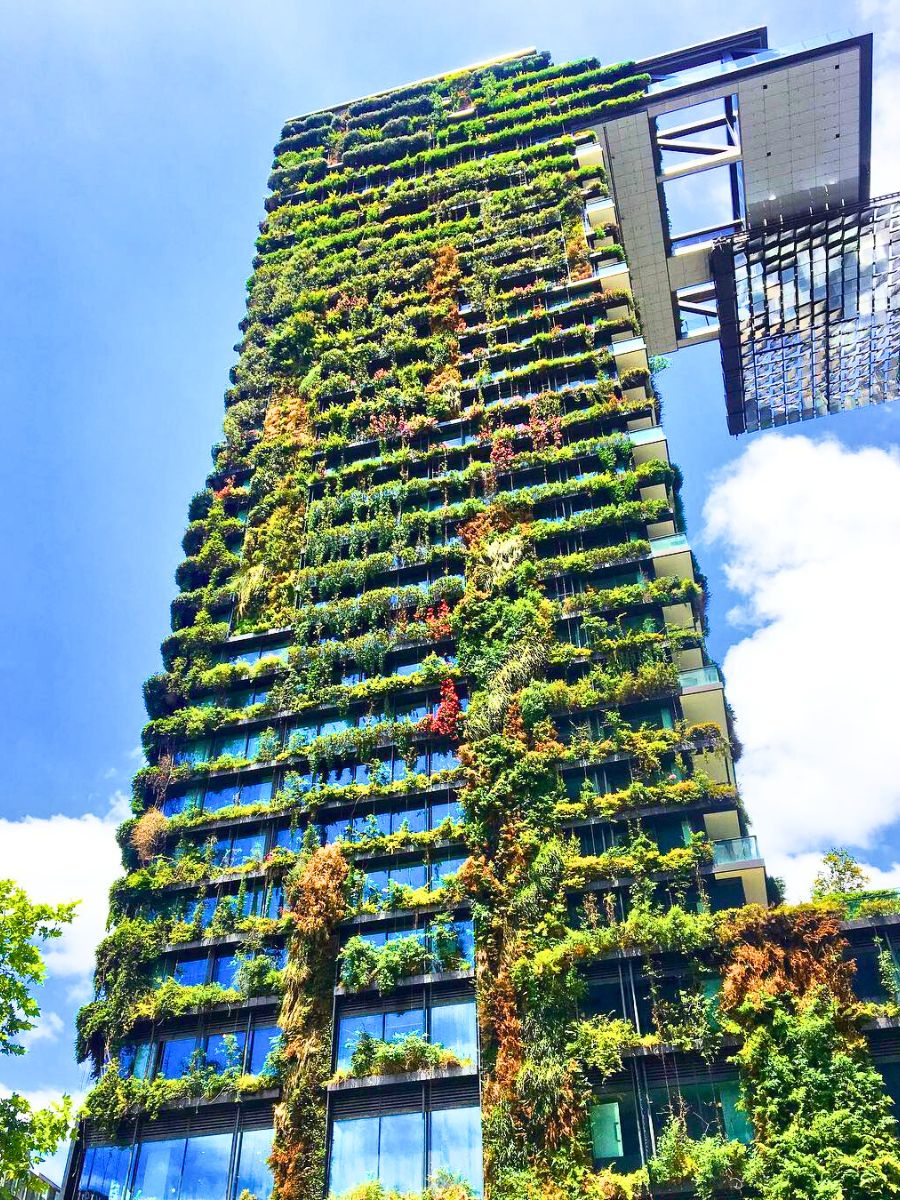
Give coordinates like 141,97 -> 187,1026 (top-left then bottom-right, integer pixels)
2,0 -> 900,1180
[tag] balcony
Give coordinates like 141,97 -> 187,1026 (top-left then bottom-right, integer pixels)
678,665 -> 721,690
712,836 -> 760,867
586,196 -> 616,230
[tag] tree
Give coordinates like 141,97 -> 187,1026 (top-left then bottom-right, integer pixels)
0,879 -> 77,1186
812,848 -> 869,899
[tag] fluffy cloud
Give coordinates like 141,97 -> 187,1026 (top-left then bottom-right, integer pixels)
857,0 -> 900,196
0,792 -> 129,980
702,434 -> 900,895
19,1011 -> 65,1048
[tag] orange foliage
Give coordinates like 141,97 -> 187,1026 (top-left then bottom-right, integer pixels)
262,388 -> 313,447
285,844 -> 349,942
130,808 -> 168,864
718,904 -> 856,1013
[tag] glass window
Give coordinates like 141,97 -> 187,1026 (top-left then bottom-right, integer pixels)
162,790 -> 199,819
430,798 -> 464,828
453,920 -> 475,966
213,953 -> 241,990
158,1036 -> 197,1079
229,831 -> 266,866
276,825 -> 305,853
184,896 -> 217,929
390,862 -> 428,891
203,784 -> 240,813
249,1026 -> 281,1075
79,1144 -> 132,1200
130,1137 -> 186,1200
430,748 -> 459,774
173,955 -> 208,987
336,1013 -> 383,1071
432,856 -> 466,888
384,1007 -> 425,1042
204,1031 -> 247,1073
234,1128 -> 275,1200
379,1112 -> 424,1193
240,778 -> 273,806
179,1132 -> 232,1200
329,1117 -> 379,1195
430,1106 -> 482,1194
212,732 -> 248,759
431,1000 -> 477,1062
391,801 -> 426,835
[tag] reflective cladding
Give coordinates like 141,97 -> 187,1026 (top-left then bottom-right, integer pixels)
76,1128 -> 274,1200
712,196 -> 900,434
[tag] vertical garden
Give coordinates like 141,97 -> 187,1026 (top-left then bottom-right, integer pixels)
70,47 -> 900,1200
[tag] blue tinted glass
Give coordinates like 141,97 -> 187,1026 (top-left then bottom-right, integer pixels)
364,870 -> 390,900
328,765 -> 355,788
234,1128 -> 275,1200
245,732 -> 261,760
179,1132 -> 232,1200
394,660 -> 420,677
358,930 -> 388,948
367,810 -> 393,837
131,1137 -> 185,1200
430,1106 -> 483,1194
213,954 -> 240,989
391,803 -> 426,834
336,1013 -> 382,1070
229,832 -> 265,866
430,748 -> 460,774
117,1044 -> 136,1077
391,863 -> 427,890
204,1031 -> 246,1072
276,826 -> 304,853
210,840 -> 231,868
454,920 -> 475,965
203,785 -> 239,813
432,856 -> 466,887
213,733 -> 247,759
379,1112 -> 424,1192
323,819 -> 352,844
430,797 -> 464,827
320,717 -> 351,737
173,742 -> 207,767
384,1007 -> 425,1042
162,791 -> 196,818
82,1143 -> 132,1200
249,1027 -> 281,1075
431,1000 -> 477,1061
173,956 -> 207,987
240,778 -> 273,806
266,886 -> 283,919
329,1117 -> 379,1195
158,1037 -> 197,1079
184,897 -> 217,929
354,762 -> 370,785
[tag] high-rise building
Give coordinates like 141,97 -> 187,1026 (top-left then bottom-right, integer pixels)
65,28 -> 900,1200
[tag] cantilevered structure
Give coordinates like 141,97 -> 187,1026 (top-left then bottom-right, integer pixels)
65,28 -> 900,1200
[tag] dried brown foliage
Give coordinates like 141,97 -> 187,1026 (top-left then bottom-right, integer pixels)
130,808 -> 168,864
718,903 -> 856,1013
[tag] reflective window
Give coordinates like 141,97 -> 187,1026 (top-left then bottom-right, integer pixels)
172,955 -> 207,988
212,953 -> 241,990
179,1133 -> 232,1200
77,1143 -> 131,1200
431,1000 -> 477,1062
233,1128 -> 275,1200
131,1137 -> 186,1200
249,1026 -> 281,1075
430,1106 -> 483,1193
204,1031 -> 246,1073
158,1037 -> 197,1079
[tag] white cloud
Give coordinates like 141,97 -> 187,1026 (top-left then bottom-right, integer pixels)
703,434 -> 900,893
0,792 -> 129,980
19,1011 -> 64,1049
857,0 -> 900,196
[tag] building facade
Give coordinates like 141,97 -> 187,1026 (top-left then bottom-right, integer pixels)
65,31 -> 900,1200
